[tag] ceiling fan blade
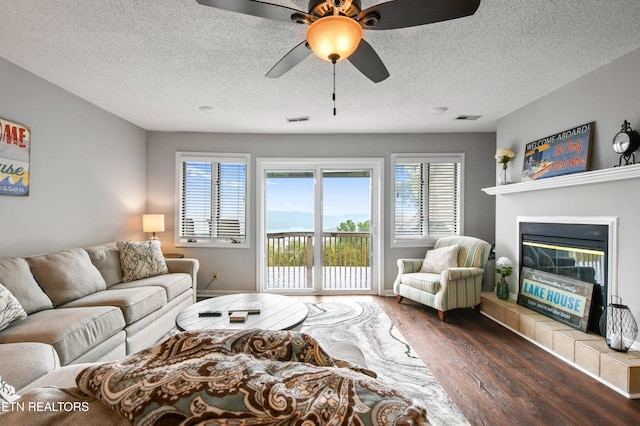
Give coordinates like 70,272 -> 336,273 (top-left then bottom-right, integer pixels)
195,0 -> 309,24
359,0 -> 481,30
266,41 -> 312,78
348,40 -> 390,83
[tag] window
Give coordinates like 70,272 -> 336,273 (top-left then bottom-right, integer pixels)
176,152 -> 249,247
392,153 -> 463,246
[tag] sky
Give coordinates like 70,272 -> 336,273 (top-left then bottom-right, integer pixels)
266,175 -> 371,216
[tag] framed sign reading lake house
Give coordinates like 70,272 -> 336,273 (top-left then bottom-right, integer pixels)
518,267 -> 595,332
0,118 -> 30,196
522,122 -> 593,182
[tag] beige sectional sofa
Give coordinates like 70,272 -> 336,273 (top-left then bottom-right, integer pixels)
0,241 -> 199,391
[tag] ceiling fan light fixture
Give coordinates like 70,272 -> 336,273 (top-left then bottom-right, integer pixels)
306,15 -> 362,62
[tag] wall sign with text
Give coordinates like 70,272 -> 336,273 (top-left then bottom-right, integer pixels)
521,122 -> 593,181
0,118 -> 30,196
518,267 -> 594,332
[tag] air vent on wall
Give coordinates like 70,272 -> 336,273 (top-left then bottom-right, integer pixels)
455,115 -> 481,121
287,116 -> 310,123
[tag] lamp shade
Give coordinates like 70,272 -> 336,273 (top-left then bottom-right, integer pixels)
306,15 -> 362,62
142,214 -> 165,233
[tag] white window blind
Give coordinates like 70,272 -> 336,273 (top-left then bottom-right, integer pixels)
176,153 -> 248,246
392,154 -> 463,246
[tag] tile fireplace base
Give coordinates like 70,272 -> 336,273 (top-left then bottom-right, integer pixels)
480,292 -> 640,398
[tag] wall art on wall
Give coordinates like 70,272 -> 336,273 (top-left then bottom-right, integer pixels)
0,117 -> 30,196
521,122 -> 593,181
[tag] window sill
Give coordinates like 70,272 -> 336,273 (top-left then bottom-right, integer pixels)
391,238 -> 440,249
482,163 -> 640,195
176,240 -> 248,249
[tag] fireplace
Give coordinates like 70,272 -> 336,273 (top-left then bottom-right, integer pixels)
517,217 -> 617,335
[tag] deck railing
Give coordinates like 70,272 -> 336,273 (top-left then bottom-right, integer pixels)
266,232 -> 371,290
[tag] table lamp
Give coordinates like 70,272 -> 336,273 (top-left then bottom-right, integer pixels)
142,214 -> 164,240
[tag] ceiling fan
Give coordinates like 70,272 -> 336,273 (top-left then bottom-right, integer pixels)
196,0 -> 482,83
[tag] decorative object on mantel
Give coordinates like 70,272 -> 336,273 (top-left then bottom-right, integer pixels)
0,117 -> 30,196
599,296 -> 638,352
495,256 -> 512,300
495,148 -> 515,185
612,120 -> 639,167
521,122 -> 593,182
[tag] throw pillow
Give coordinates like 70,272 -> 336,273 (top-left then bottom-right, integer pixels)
27,249 -> 107,306
117,241 -> 169,283
420,244 -> 459,273
0,375 -> 20,403
0,257 -> 53,314
0,283 -> 27,332
85,242 -> 123,287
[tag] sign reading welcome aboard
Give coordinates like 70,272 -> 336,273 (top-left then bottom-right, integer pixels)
518,267 -> 594,332
521,122 -> 593,182
0,117 -> 30,196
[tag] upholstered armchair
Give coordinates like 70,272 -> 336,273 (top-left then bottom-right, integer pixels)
393,236 -> 492,321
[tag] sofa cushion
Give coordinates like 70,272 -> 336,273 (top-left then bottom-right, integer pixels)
420,244 -> 459,273
109,273 -> 192,302
0,306 -> 125,365
0,282 -> 27,331
0,257 -> 53,314
18,362 -> 95,393
27,249 -> 107,306
117,240 -> 169,282
0,342 -> 60,391
400,272 -> 441,294
85,243 -> 123,287
60,287 -> 167,324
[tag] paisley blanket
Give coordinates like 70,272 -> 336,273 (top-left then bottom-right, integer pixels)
76,329 -> 429,425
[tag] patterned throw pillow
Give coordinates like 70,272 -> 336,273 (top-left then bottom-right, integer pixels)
117,241 -> 169,283
0,282 -> 27,332
0,375 -> 20,403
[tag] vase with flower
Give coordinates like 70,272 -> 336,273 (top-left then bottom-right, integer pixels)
495,148 -> 515,185
495,257 -> 513,300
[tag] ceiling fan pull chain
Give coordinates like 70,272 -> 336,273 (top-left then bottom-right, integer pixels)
332,56 -> 337,116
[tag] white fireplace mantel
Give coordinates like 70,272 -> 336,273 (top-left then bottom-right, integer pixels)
482,163 -> 640,195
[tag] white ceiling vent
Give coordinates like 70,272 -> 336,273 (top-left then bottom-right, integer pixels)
455,115 -> 482,121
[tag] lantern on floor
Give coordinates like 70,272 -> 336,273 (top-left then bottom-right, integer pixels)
599,297 -> 638,352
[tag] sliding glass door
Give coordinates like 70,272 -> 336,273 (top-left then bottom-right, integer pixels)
321,170 -> 372,291
257,159 -> 382,295
264,170 -> 316,290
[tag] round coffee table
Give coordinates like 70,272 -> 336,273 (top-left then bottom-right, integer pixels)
176,293 -> 309,331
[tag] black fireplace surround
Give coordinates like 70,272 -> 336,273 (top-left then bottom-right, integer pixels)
519,221 -> 608,335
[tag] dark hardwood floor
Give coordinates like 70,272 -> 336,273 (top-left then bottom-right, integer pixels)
296,295 -> 640,426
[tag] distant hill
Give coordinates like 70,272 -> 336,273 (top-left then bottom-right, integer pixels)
267,211 -> 370,232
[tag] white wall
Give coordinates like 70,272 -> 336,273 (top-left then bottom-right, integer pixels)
495,47 -> 640,332
0,58 -> 147,257
146,132 -> 496,294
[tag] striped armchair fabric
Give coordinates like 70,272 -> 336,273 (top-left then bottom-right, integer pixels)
393,236 -> 491,321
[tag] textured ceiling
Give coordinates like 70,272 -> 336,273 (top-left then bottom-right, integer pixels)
1,0 -> 639,134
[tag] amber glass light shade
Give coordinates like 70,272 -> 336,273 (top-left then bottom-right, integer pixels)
306,15 -> 362,62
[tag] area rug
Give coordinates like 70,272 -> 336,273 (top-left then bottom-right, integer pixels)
300,301 -> 469,426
